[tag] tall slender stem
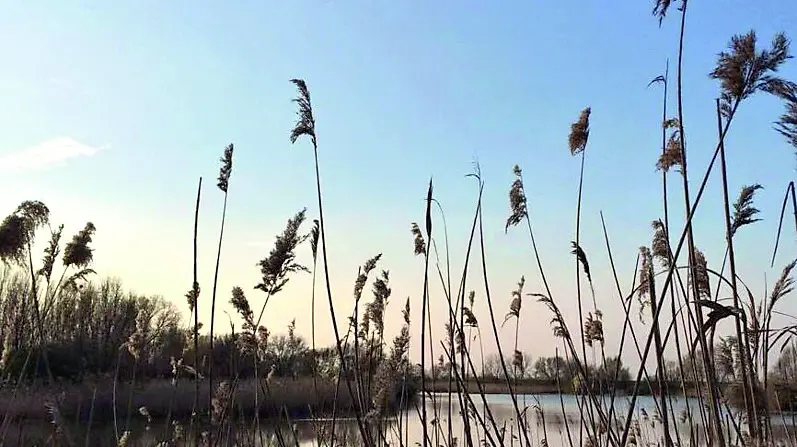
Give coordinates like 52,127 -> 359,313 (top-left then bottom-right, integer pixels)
208,191 -> 228,421
715,98 -> 759,439
191,177 -> 202,447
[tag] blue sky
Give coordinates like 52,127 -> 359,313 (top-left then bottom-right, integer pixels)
1,1 -> 796,366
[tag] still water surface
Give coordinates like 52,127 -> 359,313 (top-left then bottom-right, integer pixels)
11,393 -> 797,446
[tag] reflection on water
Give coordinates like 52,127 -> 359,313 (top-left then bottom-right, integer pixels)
9,393 -> 797,446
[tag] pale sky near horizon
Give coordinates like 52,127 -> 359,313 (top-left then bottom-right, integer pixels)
1,1 -> 797,369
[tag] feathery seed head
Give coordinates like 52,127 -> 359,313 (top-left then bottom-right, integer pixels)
185,282 -> 200,313
571,242 -> 592,283
63,222 -> 96,268
657,131 -> 684,173
411,222 -> 426,255
638,246 -> 654,299
290,79 -> 316,144
310,219 -> 320,261
770,259 -> 797,308
353,254 -> 382,303
710,31 -> 793,116
693,249 -> 711,299
0,201 -> 50,265
217,144 -> 234,193
731,184 -> 763,237
38,224 -> 63,281
506,165 -> 528,232
775,85 -> 797,151
569,107 -> 591,155
651,220 -> 670,268
255,208 -> 310,296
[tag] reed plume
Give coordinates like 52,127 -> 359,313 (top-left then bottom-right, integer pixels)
775,85 -> 797,151
290,79 -> 316,144
656,120 -> 683,173
411,222 -> 426,256
37,224 -> 63,281
652,0 -> 682,26
0,201 -> 49,264
502,276 -> 524,327
217,144 -> 233,193
571,242 -> 592,283
651,220 -> 670,268
63,222 -> 96,268
693,249 -> 711,299
568,107 -> 591,155
730,184 -> 763,236
709,30 -> 793,117
506,165 -> 527,232
255,209 -> 310,297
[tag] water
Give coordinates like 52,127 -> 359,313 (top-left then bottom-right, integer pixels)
7,393 -> 796,446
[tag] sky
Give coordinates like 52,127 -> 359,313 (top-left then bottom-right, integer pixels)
1,1 -> 797,369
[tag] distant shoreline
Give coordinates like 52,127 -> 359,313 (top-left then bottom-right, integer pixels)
423,379 -> 699,397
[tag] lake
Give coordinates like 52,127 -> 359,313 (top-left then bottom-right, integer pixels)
6,393 -> 796,446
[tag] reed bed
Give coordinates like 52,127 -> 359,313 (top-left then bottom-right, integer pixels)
4,2 -> 797,446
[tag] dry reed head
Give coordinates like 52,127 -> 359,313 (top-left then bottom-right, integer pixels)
410,222 -> 426,255
506,165 -> 528,232
0,201 -> 50,265
63,222 -> 96,268
651,220 -> 670,268
769,259 -> 797,309
463,306 -> 478,328
217,143 -> 234,193
651,0 -> 682,25
775,84 -> 797,151
365,269 -> 390,338
657,122 -> 683,173
289,79 -> 316,144
310,219 -> 320,261
637,246 -> 653,323
255,208 -> 310,296
185,282 -> 200,313
512,350 -> 524,372
731,184 -> 763,237
638,246 -> 654,298
211,381 -> 231,425
503,276 -> 525,327
709,30 -> 793,116
571,241 -> 592,283
584,312 -> 604,347
38,224 -> 63,281
568,107 -> 591,155
693,249 -> 711,299
533,293 -> 569,338
353,254 -> 382,305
